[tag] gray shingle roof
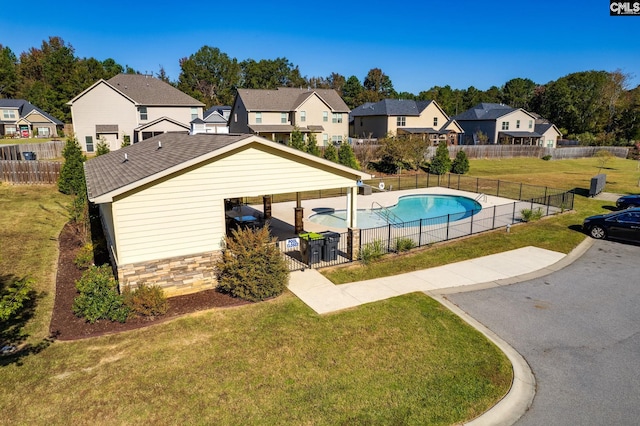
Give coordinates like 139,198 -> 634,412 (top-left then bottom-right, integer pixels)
453,103 -> 516,121
236,87 -> 349,112
106,74 -> 205,106
84,133 -> 247,200
350,99 -> 433,117
0,99 -> 63,124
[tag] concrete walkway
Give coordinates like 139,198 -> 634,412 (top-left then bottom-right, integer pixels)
287,241 -> 592,425
288,246 -> 566,315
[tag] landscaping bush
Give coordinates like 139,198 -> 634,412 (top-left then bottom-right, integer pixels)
429,142 -> 452,175
74,243 -> 94,269
520,207 -> 544,222
394,237 -> 416,253
217,225 -> 289,302
541,154 -> 552,161
451,150 -> 470,174
360,240 -> 384,265
73,265 -> 129,323
123,283 -> 168,317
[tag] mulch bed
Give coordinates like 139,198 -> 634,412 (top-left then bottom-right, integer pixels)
49,223 -> 249,341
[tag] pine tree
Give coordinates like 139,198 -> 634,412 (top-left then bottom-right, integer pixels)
338,142 -> 360,170
429,142 -> 452,175
323,143 -> 338,163
305,133 -> 320,156
289,127 -> 305,151
451,150 -> 470,174
58,136 -> 87,195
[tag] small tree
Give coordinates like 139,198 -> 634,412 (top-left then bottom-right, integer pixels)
595,149 -> 614,173
58,136 -> 86,195
323,143 -> 338,163
305,133 -> 320,156
429,142 -> 452,175
121,134 -> 131,148
451,150 -> 470,174
289,127 -> 305,151
95,137 -> 110,156
338,142 -> 360,169
217,226 -> 289,302
73,265 -> 129,323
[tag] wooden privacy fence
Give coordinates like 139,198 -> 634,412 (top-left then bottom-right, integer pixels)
0,140 -> 65,160
424,145 -> 630,160
0,161 -> 61,184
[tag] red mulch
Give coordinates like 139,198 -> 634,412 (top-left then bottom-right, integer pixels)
49,223 -> 249,341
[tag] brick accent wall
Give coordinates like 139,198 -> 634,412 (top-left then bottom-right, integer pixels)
117,251 -> 222,297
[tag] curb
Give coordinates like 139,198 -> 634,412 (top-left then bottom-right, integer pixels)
428,238 -> 594,425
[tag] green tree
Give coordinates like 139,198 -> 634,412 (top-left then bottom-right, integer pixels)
363,68 -> 395,102
177,46 -> 241,107
451,150 -> 470,174
289,127 -> 305,150
323,143 -> 338,162
501,78 -> 536,109
121,134 -> 131,148
305,133 -> 320,156
342,75 -> 364,109
338,142 -> 360,170
429,142 -> 452,175
0,277 -> 33,322
95,137 -> 110,156
240,57 -> 305,89
58,136 -> 87,195
0,44 -> 19,98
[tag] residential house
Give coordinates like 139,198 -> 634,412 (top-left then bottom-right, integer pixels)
349,99 -> 463,145
453,103 -> 559,147
229,87 -> 350,146
84,133 -> 369,296
0,99 -> 63,138
191,105 -> 231,134
68,74 -> 205,152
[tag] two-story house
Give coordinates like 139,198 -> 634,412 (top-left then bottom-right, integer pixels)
67,74 -> 205,152
229,88 -> 349,146
453,103 -> 560,147
349,99 -> 463,145
191,106 -> 231,135
0,99 -> 63,138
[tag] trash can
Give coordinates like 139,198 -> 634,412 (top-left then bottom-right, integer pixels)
299,232 -> 325,265
320,231 -> 341,261
22,151 -> 37,161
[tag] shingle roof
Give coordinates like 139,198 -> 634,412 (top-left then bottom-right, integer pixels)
236,87 -> 349,112
106,74 -> 205,106
0,99 -> 63,124
350,99 -> 433,117
453,103 -> 516,121
85,133 -> 247,200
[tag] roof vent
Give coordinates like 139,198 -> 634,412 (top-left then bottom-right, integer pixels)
123,153 -> 128,162
157,141 -> 162,149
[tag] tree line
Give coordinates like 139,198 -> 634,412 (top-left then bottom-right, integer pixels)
1,37 -> 638,144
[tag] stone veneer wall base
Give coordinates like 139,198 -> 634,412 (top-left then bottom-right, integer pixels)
117,251 -> 222,298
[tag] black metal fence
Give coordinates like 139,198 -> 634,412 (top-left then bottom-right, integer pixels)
278,230 -> 351,270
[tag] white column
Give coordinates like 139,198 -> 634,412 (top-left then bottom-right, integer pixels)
347,186 -> 358,228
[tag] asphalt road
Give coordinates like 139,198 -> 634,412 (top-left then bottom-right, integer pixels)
448,239 -> 640,425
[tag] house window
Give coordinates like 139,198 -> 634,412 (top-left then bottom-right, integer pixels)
191,107 -> 198,120
332,113 -> 342,124
433,117 -> 438,127
85,136 -> 94,152
397,116 -> 406,127
323,111 -> 328,122
300,111 -> 306,122
501,121 -> 509,130
332,135 -> 342,145
37,127 -> 50,137
281,113 -> 287,124
323,134 -> 329,145
234,113 -> 238,123
6,126 -> 16,135
516,120 -> 520,129
2,109 -> 16,120
139,107 -> 148,121
255,112 -> 262,124
529,120 -> 533,129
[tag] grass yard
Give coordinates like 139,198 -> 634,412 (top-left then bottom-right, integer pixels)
0,185 -> 71,344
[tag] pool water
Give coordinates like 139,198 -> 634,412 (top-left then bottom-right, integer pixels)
309,194 -> 481,229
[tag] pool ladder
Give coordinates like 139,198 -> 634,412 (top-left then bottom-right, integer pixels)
475,193 -> 487,202
371,202 -> 403,226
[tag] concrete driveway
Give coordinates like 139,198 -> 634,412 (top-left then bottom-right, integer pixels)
447,239 -> 640,425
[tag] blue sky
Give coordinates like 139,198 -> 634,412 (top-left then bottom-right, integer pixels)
2,0 -> 638,94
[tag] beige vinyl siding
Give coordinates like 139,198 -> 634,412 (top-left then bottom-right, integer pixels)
99,202 -> 118,261
71,82 -> 137,151
146,106 -> 201,125
112,144 -> 357,265
297,95 -> 348,140
494,110 -> 535,143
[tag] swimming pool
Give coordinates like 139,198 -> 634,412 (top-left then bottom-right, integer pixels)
308,194 -> 482,229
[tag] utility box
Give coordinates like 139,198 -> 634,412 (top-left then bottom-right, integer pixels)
320,231 -> 341,262
589,174 -> 606,197
22,151 -> 36,161
299,232 -> 325,265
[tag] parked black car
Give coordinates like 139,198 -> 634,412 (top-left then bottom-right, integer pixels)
616,194 -> 640,210
583,208 -> 640,242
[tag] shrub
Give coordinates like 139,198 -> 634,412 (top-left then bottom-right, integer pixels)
123,284 -> 168,317
95,138 -> 110,156
217,225 -> 289,302
58,136 -> 86,196
359,240 -> 384,265
0,277 -> 33,322
520,207 -> 544,222
451,150 -> 470,174
429,142 -> 451,175
541,155 -> 552,161
73,265 -> 129,323
394,237 -> 416,253
74,243 -> 94,269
